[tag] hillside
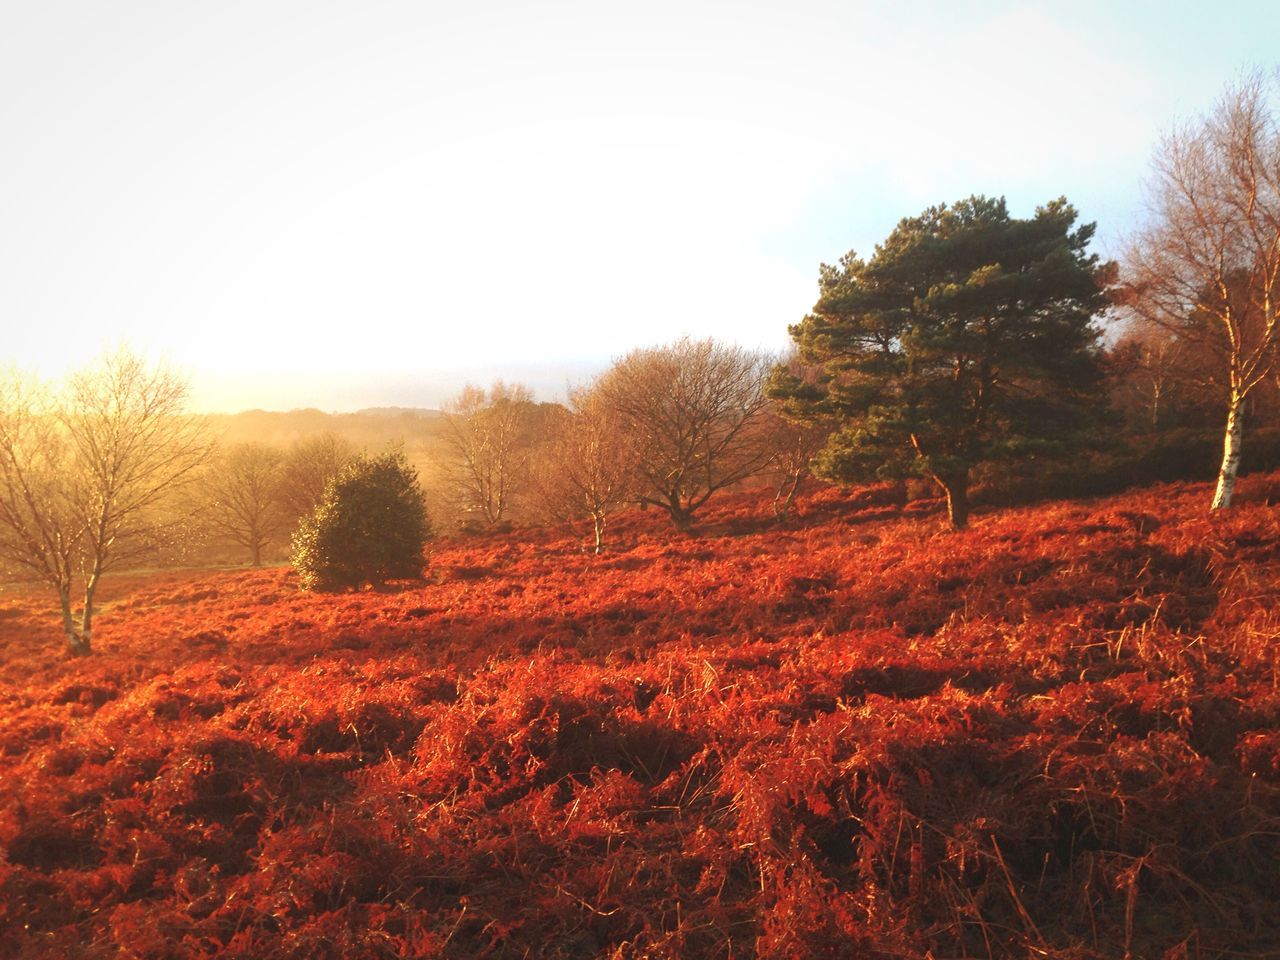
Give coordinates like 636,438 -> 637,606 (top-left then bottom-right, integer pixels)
1,478 -> 1279,958
207,408 -> 444,450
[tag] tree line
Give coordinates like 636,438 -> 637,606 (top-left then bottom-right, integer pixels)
1,72 -> 1278,655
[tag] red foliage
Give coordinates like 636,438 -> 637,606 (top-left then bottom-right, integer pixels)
2,475 -> 1280,957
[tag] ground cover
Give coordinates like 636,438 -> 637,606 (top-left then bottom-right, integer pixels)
1,477 -> 1278,957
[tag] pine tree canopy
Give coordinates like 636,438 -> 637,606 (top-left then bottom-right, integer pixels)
770,195 -> 1115,527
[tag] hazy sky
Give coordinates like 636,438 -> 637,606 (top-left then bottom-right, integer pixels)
1,1 -> 1275,411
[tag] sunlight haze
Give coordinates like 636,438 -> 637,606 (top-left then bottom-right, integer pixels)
1,0 -> 1273,410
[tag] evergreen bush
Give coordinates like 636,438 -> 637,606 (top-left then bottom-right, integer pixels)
291,450 -> 431,591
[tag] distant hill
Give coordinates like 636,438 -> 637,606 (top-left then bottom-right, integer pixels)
204,407 -> 446,450
353,407 -> 444,420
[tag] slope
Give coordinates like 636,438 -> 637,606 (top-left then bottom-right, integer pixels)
1,477 -> 1279,958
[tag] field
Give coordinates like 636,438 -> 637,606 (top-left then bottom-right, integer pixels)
2,477 -> 1279,958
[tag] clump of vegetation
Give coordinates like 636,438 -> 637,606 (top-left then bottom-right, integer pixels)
291,450 -> 430,591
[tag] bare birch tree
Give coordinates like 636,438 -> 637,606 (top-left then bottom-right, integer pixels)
440,381 -> 537,527
1107,326 -> 1213,432
0,350 -> 210,655
530,385 -> 637,552
1123,72 -> 1280,508
759,353 -> 837,518
759,405 -> 835,519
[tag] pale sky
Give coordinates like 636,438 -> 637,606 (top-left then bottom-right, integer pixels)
1,1 -> 1275,411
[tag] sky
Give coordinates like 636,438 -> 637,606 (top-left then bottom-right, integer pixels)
1,0 -> 1276,411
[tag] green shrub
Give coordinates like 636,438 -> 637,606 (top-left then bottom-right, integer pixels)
291,450 -> 431,591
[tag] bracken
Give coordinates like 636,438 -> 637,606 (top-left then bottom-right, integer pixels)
0,474 -> 1278,958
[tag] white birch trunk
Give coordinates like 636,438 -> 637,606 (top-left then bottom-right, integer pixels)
1211,396 -> 1245,510
592,511 -> 606,554
59,589 -> 79,652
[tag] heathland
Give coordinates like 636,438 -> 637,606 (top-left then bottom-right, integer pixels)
2,475 -> 1278,958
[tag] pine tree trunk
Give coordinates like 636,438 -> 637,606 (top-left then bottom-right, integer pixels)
890,480 -> 908,511
1211,395 -> 1245,510
935,472 -> 970,529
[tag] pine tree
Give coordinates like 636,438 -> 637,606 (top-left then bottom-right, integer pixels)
771,196 -> 1113,528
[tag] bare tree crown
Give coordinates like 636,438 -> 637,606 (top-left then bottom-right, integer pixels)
1123,71 -> 1280,508
0,350 -> 209,654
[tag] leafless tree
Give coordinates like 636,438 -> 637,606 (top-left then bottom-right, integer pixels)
760,404 -> 836,518
1106,325 -> 1214,432
0,350 -> 210,655
594,337 -> 773,531
758,352 -> 837,518
278,432 -> 354,526
204,442 -> 287,566
439,381 -> 538,527
530,386 -> 638,552
1122,72 -> 1280,508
